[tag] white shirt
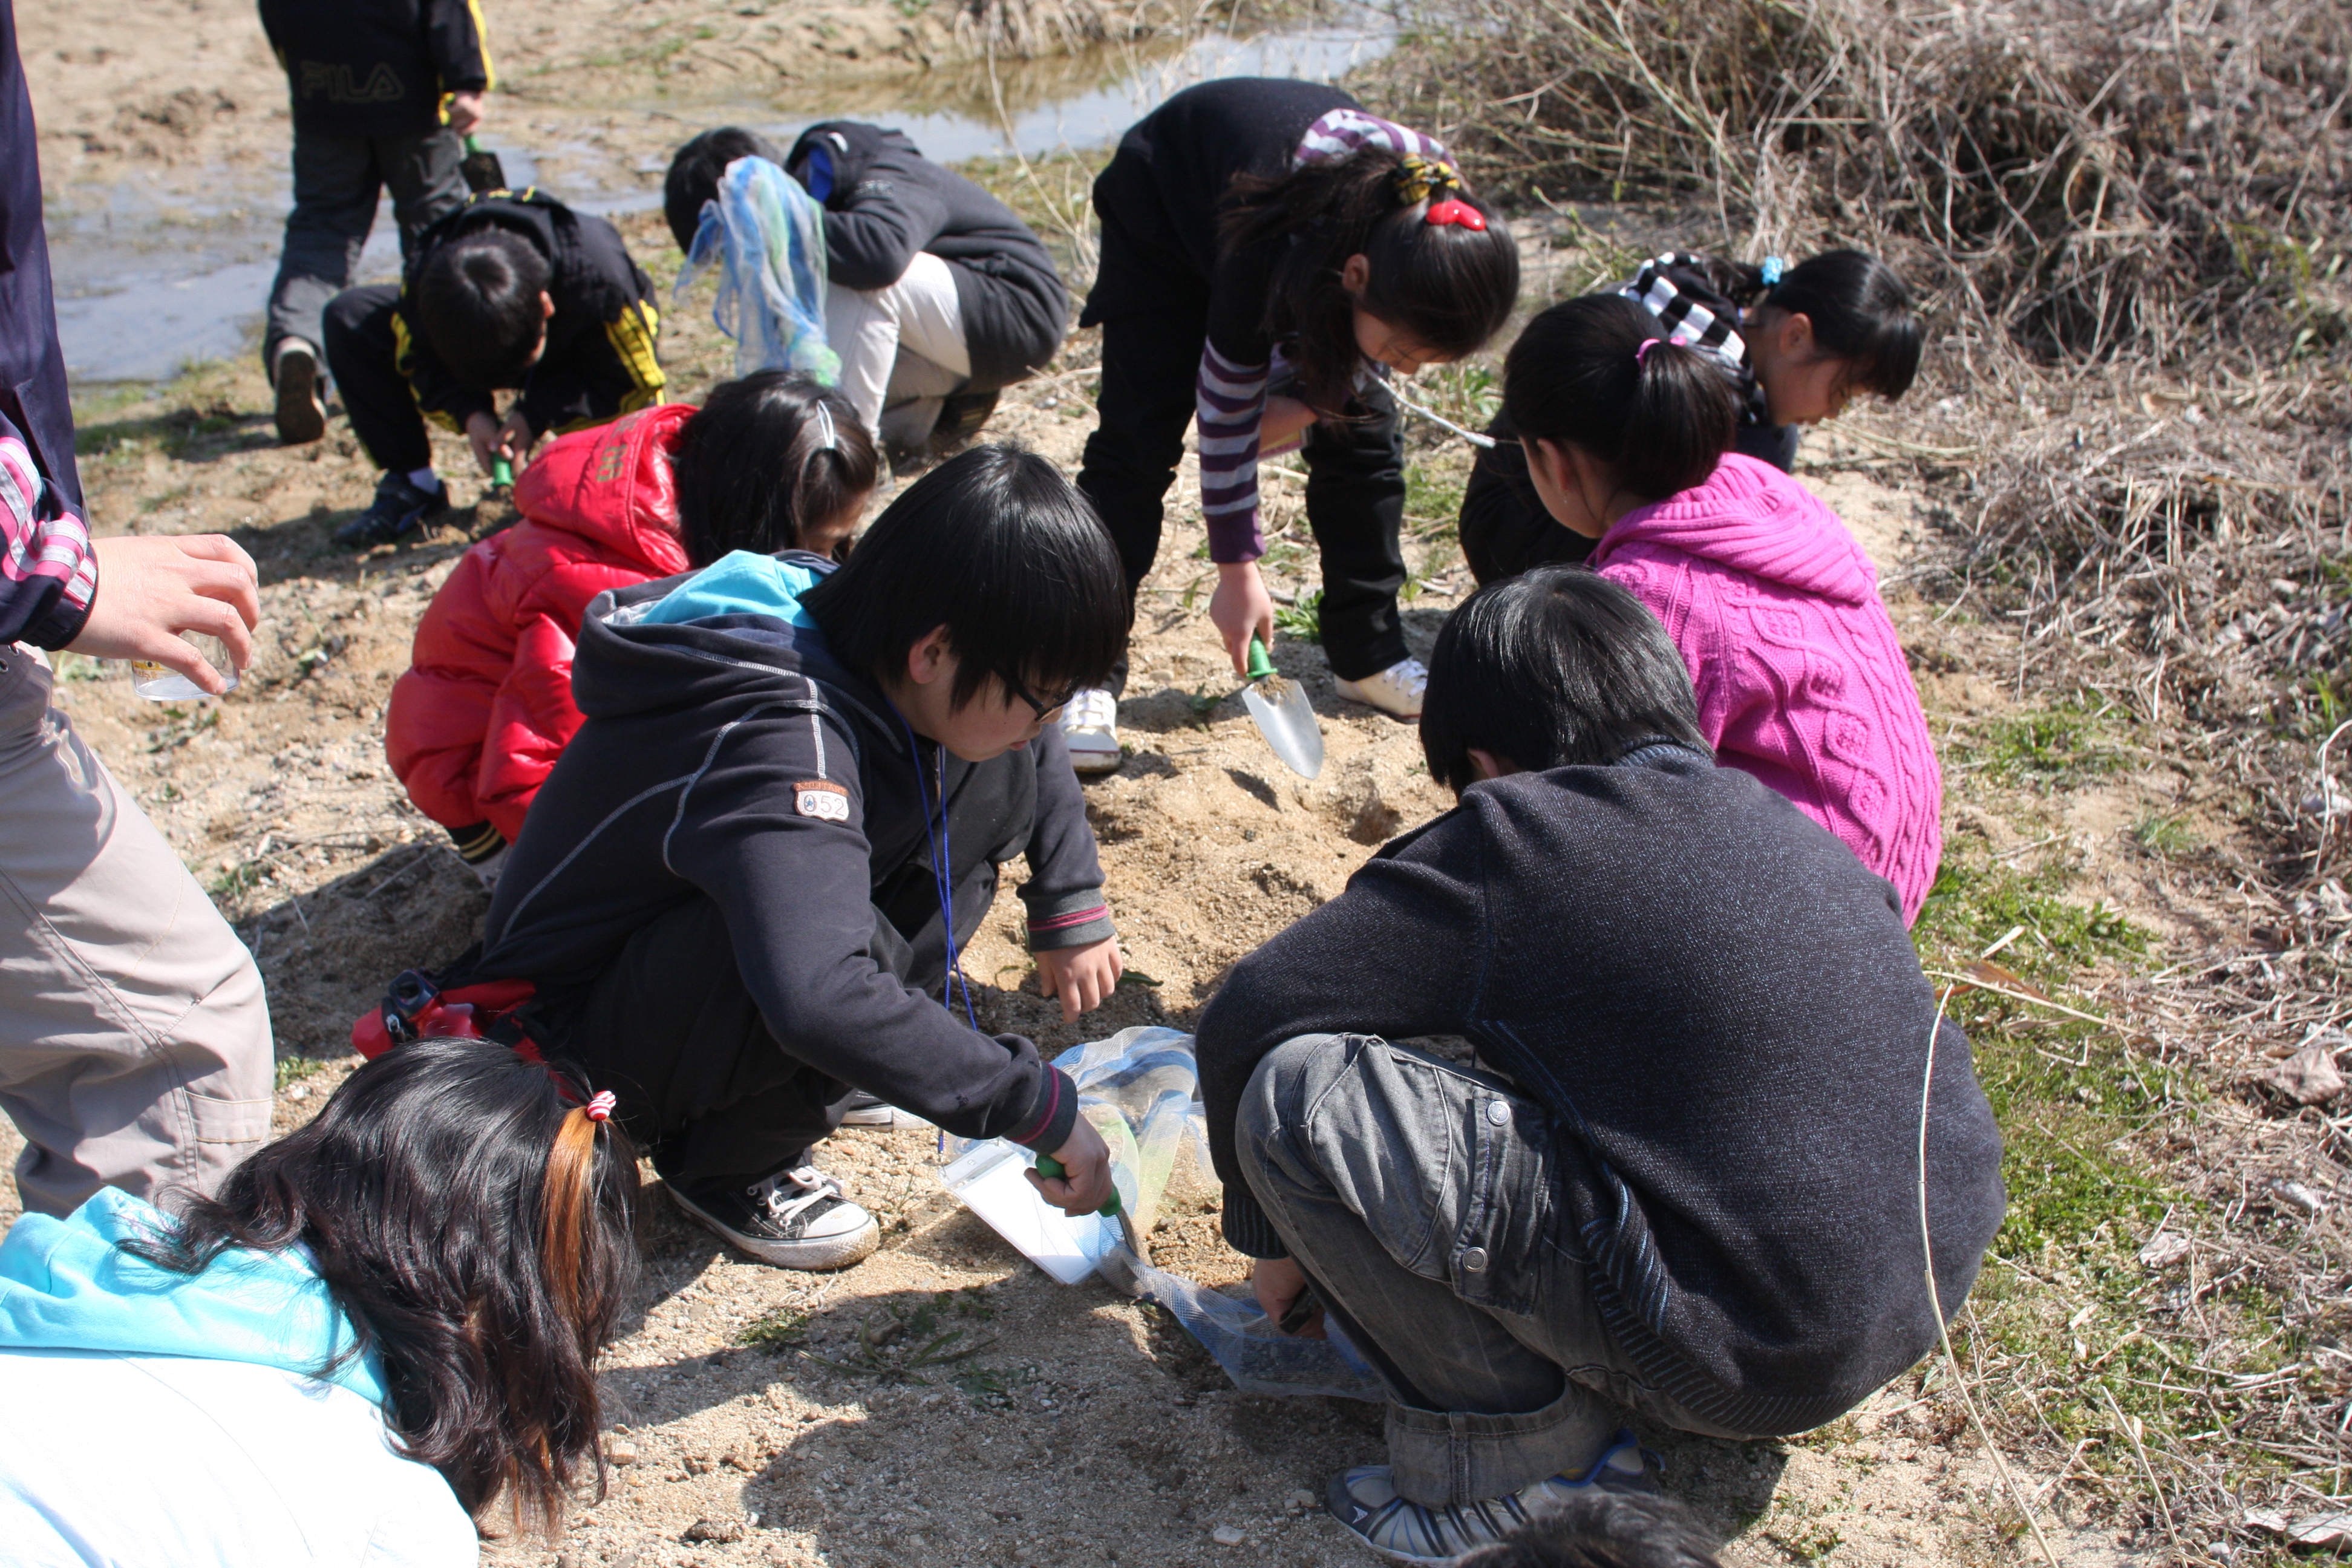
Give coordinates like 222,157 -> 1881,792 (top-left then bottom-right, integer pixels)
0,1347 -> 477,1566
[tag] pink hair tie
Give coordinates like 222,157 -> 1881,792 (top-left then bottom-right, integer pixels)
584,1090 -> 616,1123
1635,338 -> 1664,367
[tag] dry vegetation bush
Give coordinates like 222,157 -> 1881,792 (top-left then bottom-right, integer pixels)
1370,0 -> 2352,1557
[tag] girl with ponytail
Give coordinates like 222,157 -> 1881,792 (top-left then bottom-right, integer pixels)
1063,78 -> 1521,769
0,1039 -> 639,1560
388,369 -> 879,885
1462,248 -> 1921,585
1499,293 -> 1944,923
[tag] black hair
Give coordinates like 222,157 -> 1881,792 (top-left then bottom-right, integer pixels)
1452,1491 -> 1724,1568
672,371 -> 878,565
664,126 -> 786,254
1501,295 -> 1740,501
1220,148 -> 1519,414
800,443 -> 1128,710
1420,566 -> 1710,794
1696,249 -> 1921,400
123,1040 -> 639,1536
415,229 -> 554,390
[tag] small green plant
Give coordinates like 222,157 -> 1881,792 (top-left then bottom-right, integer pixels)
953,1361 -> 1042,1409
273,1056 -> 322,1093
1184,684 -> 1223,728
2132,812 -> 2197,857
1275,588 -> 1324,645
1967,701 -> 2128,785
796,1293 -> 999,1385
738,1305 -> 812,1355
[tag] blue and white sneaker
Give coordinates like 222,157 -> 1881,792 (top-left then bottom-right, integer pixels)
1324,1429 -> 1657,1564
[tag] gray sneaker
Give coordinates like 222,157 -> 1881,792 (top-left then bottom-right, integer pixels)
1325,1430 -> 1657,1564
669,1164 -> 880,1271
837,1089 -> 933,1130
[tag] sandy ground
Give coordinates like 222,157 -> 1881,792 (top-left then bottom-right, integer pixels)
0,4 -> 2248,1564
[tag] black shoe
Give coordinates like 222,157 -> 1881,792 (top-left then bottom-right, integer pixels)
272,339 -> 326,446
335,472 -> 449,547
929,388 -> 999,457
668,1164 -> 880,1271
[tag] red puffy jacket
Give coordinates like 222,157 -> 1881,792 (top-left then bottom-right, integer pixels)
386,403 -> 694,843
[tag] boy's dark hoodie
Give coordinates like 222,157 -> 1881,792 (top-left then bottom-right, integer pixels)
479,554 -> 1109,1155
783,122 -> 1068,393
1197,744 -> 2005,1436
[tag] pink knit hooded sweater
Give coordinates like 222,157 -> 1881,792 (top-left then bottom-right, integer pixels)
1589,454 -> 1943,923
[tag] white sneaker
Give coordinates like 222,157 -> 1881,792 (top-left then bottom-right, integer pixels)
837,1089 -> 933,1130
1335,657 -> 1429,720
1059,687 -> 1123,774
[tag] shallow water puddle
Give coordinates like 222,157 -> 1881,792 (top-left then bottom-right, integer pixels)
47,18 -> 1391,383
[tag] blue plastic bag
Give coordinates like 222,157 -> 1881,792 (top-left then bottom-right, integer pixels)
674,154 -> 839,384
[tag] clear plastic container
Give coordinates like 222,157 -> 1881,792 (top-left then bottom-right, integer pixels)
131,633 -> 239,701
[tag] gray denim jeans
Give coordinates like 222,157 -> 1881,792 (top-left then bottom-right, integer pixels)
264,125 -> 467,368
1237,1033 -> 1753,1506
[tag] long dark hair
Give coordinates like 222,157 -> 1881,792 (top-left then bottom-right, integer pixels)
1502,295 -> 1741,501
1220,148 -> 1519,413
123,1040 -> 639,1535
801,443 -> 1128,710
673,370 -> 878,564
1688,249 -> 1921,400
1420,566 -> 1710,794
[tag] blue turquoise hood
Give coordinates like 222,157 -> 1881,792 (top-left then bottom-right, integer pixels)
637,548 -> 829,630
0,1186 -> 386,1406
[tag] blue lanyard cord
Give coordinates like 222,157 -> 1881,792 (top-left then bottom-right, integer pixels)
895,708 -> 982,1036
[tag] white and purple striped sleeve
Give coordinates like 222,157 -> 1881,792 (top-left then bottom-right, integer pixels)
1292,108 -> 1451,169
0,430 -> 96,649
1195,341 -> 1271,564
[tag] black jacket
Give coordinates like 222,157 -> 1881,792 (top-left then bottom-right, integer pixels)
394,191 -> 664,442
785,122 -> 1068,393
1196,744 -> 2005,1436
1079,76 -> 1356,355
479,558 -> 1110,1153
258,0 -> 490,139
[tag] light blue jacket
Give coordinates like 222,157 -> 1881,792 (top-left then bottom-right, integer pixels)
0,1184 -> 386,1407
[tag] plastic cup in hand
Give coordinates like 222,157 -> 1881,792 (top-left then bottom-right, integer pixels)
131,633 -> 240,701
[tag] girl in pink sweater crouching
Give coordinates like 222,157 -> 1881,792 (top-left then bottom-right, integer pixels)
1498,293 -> 1941,922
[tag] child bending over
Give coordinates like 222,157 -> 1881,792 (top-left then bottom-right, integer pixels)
386,371 -> 877,884
1196,569 -> 2004,1564
1498,293 -> 1941,921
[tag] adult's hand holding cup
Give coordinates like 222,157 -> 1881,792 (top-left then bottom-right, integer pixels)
70,534 -> 258,699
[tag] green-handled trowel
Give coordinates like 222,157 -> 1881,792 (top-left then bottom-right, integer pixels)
1242,635 -> 1324,780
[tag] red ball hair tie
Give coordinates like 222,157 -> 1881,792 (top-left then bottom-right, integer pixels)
584,1090 -> 616,1122
1424,198 -> 1486,231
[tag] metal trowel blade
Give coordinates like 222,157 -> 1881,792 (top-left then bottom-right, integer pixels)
1244,678 -> 1325,779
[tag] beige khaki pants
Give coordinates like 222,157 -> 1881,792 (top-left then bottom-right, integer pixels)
0,652 -> 272,1216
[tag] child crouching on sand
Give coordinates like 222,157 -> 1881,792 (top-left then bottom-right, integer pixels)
1197,568 -> 2004,1565
1497,293 -> 1942,922
387,371 -> 877,884
473,445 -> 1128,1272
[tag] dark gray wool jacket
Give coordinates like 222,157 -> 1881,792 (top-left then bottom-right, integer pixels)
1196,743 -> 2006,1436
785,121 -> 1070,394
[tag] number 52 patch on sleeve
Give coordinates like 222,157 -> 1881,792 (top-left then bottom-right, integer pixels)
795,780 -> 851,822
